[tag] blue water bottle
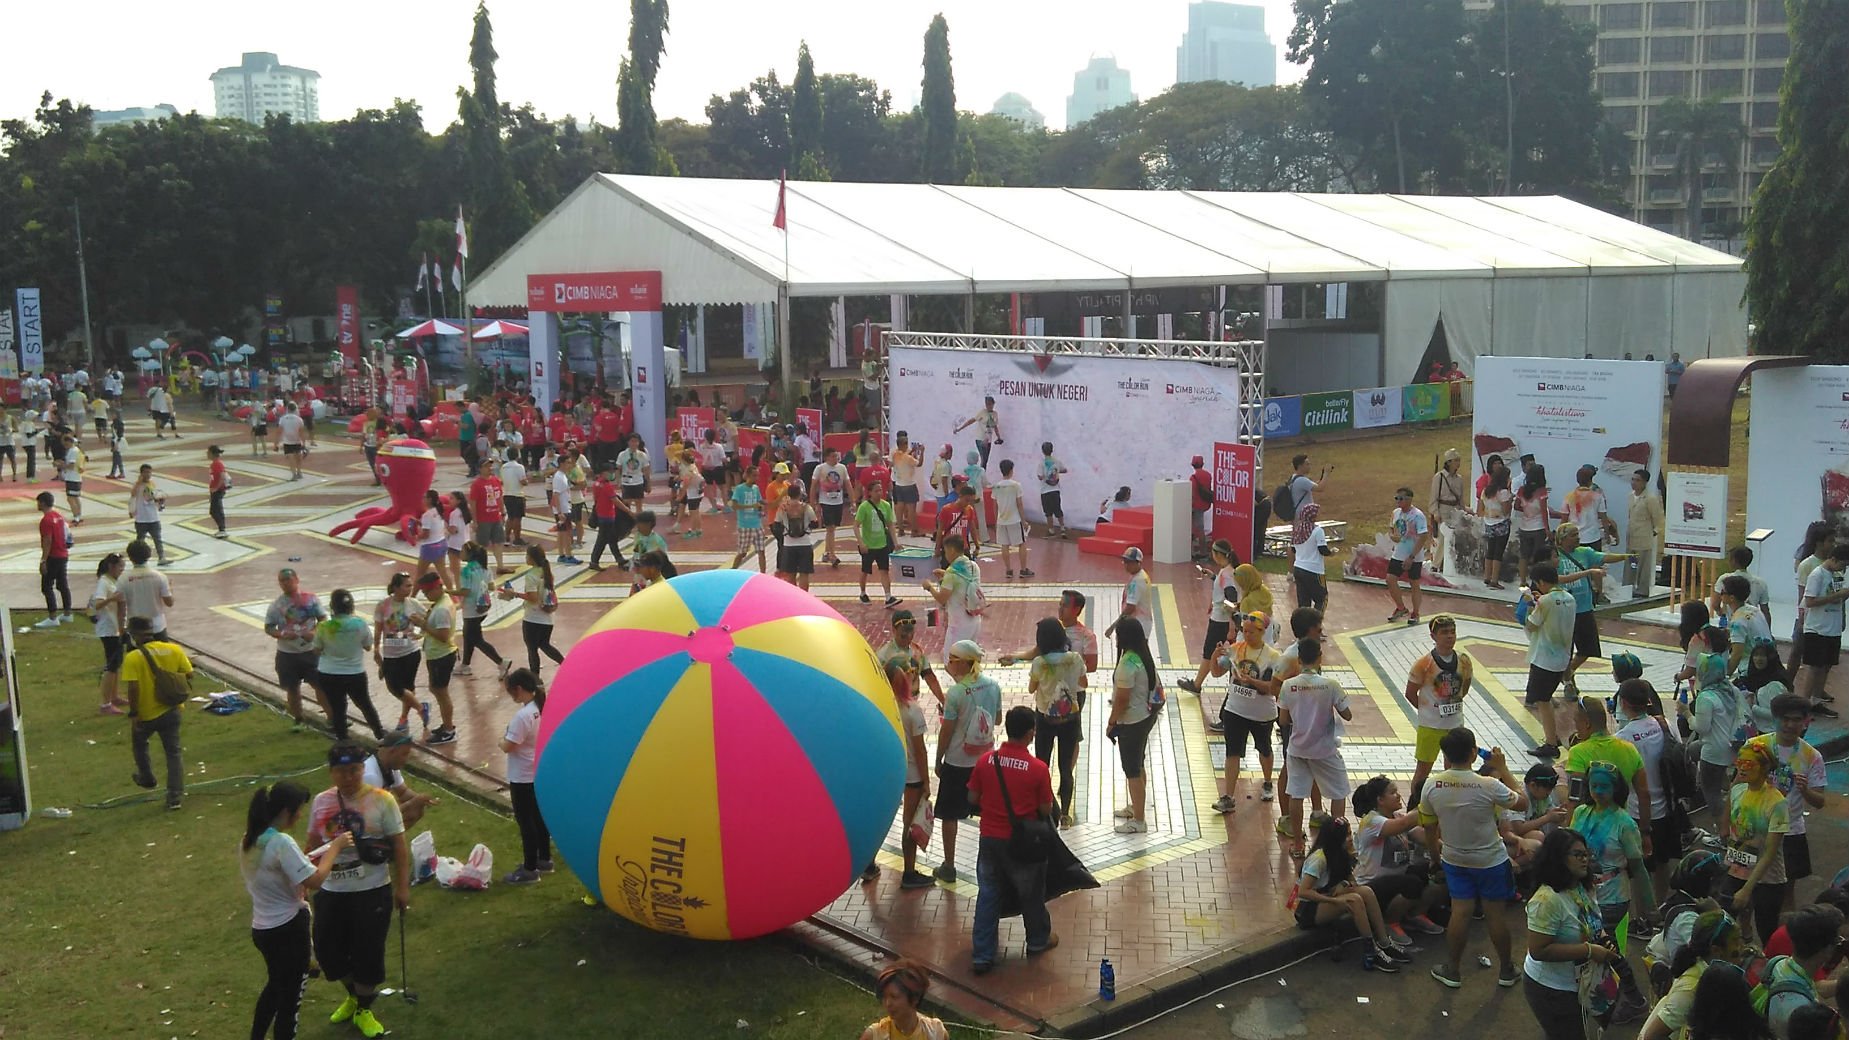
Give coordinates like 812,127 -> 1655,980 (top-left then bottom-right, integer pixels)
1099,959 -> 1116,1001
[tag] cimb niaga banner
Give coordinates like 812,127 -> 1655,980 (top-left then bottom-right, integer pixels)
1211,441 -> 1258,555
888,347 -> 1242,529
335,285 -> 360,367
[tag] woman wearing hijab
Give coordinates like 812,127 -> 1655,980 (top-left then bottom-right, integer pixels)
1290,503 -> 1330,611
1233,564 -> 1281,644
1680,651 -> 1742,841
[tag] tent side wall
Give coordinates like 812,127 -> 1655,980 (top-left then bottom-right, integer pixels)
1383,279 -> 1493,382
1670,270 -> 1750,358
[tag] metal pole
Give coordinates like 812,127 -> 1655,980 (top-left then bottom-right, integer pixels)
1503,0 -> 1515,194
73,202 -> 95,368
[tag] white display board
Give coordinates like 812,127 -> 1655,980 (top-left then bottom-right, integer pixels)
1471,357 -> 1665,554
887,347 -> 1242,528
1746,366 -> 1849,619
1664,471 -> 1729,559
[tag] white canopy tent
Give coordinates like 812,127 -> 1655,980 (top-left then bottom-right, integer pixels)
470,175 -> 1747,383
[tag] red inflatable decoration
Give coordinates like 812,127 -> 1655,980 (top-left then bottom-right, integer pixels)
328,438 -> 437,544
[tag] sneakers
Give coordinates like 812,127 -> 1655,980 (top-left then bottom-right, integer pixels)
503,867 -> 541,884
1387,924 -> 1414,947
1177,678 -> 1202,693
884,596 -> 902,608
454,664 -> 474,676
1406,613 -> 1421,626
353,1008 -> 387,1038
1113,806 -> 1135,819
900,869 -> 936,890
860,594 -> 871,604
1261,780 -> 1276,802
1020,568 -> 1036,577
1430,964 -> 1463,989
932,864 -> 958,884
31,617 -> 60,630
1366,951 -> 1400,973
498,660 -> 513,681
129,773 -> 157,790
1376,941 -> 1413,964
859,864 -> 882,883
330,996 -> 360,1024
536,859 -> 555,873
1113,819 -> 1147,834
1529,742 -> 1561,759
1498,963 -> 1520,988
1388,608 -> 1409,622
1813,702 -> 1840,719
1405,914 -> 1446,935
427,727 -> 457,745
1026,931 -> 1061,955
1211,795 -> 1235,814
214,530 -> 228,539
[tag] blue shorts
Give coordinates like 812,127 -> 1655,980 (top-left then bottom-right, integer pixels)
1442,860 -> 1516,902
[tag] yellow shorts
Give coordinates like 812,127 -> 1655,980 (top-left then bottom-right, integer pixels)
1415,725 -> 1456,764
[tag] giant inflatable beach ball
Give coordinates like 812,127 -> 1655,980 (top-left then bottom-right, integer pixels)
534,569 -> 904,940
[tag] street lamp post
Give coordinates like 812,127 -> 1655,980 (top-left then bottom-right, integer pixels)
73,202 -> 95,368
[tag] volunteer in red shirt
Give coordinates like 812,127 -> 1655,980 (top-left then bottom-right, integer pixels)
1188,454 -> 1214,559
587,460 -> 634,570
617,391 -> 635,442
964,704 -> 1057,973
856,453 -> 891,505
207,444 -> 230,539
591,398 -> 624,472
36,491 -> 74,626
546,403 -> 572,455
469,459 -> 508,571
519,407 -> 546,470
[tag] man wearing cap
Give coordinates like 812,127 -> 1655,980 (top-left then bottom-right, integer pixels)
879,611 -> 945,706
308,740 -> 410,1039
410,572 -> 459,745
1189,454 -> 1214,560
933,639 -> 1003,884
965,704 -> 1057,974
265,568 -> 329,728
365,731 -> 439,827
1386,487 -> 1431,624
122,616 -> 192,811
1429,449 -> 1465,575
1109,547 -> 1154,642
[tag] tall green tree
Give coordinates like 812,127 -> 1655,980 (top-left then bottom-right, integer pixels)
1652,96 -> 1746,241
616,0 -> 673,175
1470,0 -> 1605,200
790,43 -> 826,179
919,14 -> 960,183
1746,0 -> 1848,358
457,4 -> 533,267
1288,0 -> 1475,192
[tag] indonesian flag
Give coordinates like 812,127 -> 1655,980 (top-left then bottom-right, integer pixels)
772,170 -> 787,231
414,252 -> 428,291
451,256 -> 463,292
455,205 -> 469,261
433,261 -> 446,297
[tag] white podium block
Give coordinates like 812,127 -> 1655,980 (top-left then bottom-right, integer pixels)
1152,479 -> 1193,564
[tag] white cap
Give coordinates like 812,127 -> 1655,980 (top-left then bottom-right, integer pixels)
948,640 -> 984,662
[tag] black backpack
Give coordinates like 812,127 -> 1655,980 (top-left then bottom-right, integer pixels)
1271,482 -> 1298,523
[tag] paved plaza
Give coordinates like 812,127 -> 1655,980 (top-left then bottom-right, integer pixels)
5,413 -> 1835,1031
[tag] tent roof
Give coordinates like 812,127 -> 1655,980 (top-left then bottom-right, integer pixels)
470,175 -> 1743,308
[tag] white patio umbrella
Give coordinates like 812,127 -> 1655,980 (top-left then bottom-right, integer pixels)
471,319 -> 529,340
395,319 -> 465,339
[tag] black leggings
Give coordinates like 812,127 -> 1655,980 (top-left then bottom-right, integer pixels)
1033,714 -> 1081,817
1115,715 -> 1156,779
1485,528 -> 1510,581
317,672 -> 387,740
41,556 -> 70,614
1721,872 -> 1788,942
210,489 -> 227,533
524,621 -> 564,673
461,615 -> 504,666
250,908 -> 310,1040
510,781 -> 552,870
1364,870 -> 1425,913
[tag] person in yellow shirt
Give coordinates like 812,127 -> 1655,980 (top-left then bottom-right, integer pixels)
411,572 -> 459,746
121,616 -> 193,810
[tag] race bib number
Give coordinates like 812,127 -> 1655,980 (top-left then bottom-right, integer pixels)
1437,702 -> 1463,717
1724,846 -> 1758,868
1391,849 -> 1411,866
1232,683 -> 1261,701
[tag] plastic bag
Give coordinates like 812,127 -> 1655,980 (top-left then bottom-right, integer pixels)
439,842 -> 494,890
410,830 -> 437,885
909,797 -> 934,851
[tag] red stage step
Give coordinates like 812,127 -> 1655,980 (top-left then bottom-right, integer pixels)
1078,535 -> 1140,558
1094,521 -> 1153,549
1111,506 -> 1156,529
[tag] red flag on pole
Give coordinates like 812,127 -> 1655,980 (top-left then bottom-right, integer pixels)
455,206 -> 469,261
771,170 -> 787,231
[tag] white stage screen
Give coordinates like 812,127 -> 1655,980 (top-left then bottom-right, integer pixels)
887,347 -> 1242,528
1471,357 -> 1665,554
1747,367 -> 1849,620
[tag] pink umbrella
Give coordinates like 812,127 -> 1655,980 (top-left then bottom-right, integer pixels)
395,319 -> 465,339
471,319 -> 529,340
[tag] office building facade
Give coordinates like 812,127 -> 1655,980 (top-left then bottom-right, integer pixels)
1176,1 -> 1278,88
1066,56 -> 1136,127
210,52 -> 321,124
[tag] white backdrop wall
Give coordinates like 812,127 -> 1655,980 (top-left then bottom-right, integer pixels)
1265,329 -> 1380,396
1470,357 -> 1666,555
887,346 -> 1242,528
1746,367 -> 1849,619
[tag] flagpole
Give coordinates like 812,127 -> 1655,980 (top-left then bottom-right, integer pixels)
776,172 -> 794,412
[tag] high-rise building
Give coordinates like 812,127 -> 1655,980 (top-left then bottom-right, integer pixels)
1066,56 -> 1136,128
209,52 -> 321,124
92,104 -> 179,129
1464,0 -> 1789,243
1176,2 -> 1278,88
990,92 -> 1047,130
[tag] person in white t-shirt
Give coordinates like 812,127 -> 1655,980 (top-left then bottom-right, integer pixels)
1611,676 -> 1673,895
1416,727 -> 1528,988
1290,502 -> 1331,612
499,455 -> 529,547
1800,545 -> 1849,716
812,447 -> 852,567
361,731 -> 437,826
499,668 -> 552,884
274,407 -> 306,480
241,781 -> 350,1040
1110,547 -> 1154,641
1278,638 -> 1352,847
988,459 -> 1031,578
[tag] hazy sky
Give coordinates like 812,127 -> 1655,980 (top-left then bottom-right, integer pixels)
4,0 -> 1304,134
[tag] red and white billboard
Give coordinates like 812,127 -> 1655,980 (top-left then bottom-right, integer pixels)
335,285 -> 360,366
525,271 -> 662,313
1210,441 -> 1258,556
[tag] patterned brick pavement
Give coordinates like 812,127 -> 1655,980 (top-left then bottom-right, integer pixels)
7,414 -> 1843,1031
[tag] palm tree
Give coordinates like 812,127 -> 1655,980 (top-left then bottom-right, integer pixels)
1651,96 -> 1746,242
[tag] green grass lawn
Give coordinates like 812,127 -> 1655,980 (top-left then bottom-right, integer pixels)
0,619 -> 883,1039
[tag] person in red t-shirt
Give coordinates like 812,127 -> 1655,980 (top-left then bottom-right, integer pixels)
591,401 -> 623,472
36,491 -> 73,625
469,461 -> 508,571
935,483 -> 979,564
856,454 -> 891,506
617,392 -> 635,441
588,460 -> 635,570
1188,454 -> 1214,559
520,410 -> 546,470
546,403 -> 572,451
206,445 -> 230,538
965,704 -> 1057,972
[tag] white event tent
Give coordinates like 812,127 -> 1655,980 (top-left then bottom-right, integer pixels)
470,175 -> 1747,384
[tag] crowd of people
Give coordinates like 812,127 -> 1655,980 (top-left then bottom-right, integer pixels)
25,369 -> 1849,1040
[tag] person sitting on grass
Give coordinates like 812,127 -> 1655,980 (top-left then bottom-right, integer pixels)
858,959 -> 949,1040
